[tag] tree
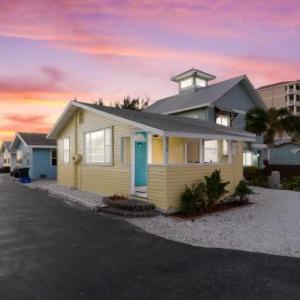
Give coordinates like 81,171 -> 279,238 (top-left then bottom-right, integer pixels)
94,96 -> 150,111
245,107 -> 300,144
245,107 -> 268,136
94,98 -> 104,106
112,96 -> 149,111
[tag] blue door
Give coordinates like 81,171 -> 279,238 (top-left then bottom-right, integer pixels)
135,141 -> 147,187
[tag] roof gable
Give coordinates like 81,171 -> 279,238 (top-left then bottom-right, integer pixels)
215,80 -> 266,112
48,101 -> 255,142
146,75 -> 265,114
10,132 -> 56,151
0,141 -> 11,153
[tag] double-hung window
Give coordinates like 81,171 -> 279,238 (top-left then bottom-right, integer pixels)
85,128 -> 112,164
59,138 -> 70,164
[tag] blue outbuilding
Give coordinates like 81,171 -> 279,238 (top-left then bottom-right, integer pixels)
10,132 -> 57,180
268,142 -> 300,165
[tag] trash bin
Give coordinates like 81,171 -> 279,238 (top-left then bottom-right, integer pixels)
19,168 -> 29,178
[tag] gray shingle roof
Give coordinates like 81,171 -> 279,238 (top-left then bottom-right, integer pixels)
146,75 -> 246,114
18,133 -> 56,146
3,141 -> 11,149
1,141 -> 12,153
81,102 -> 254,140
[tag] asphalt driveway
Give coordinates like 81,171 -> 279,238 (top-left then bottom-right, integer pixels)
0,176 -> 300,300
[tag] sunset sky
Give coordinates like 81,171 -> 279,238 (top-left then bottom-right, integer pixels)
0,0 -> 299,143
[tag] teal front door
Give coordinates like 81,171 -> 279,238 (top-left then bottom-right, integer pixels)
135,141 -> 147,187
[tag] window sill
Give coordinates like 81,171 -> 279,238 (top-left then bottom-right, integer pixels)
83,163 -> 113,167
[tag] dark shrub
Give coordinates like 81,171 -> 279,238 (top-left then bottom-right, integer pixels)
0,166 -> 10,173
243,166 -> 267,187
204,170 -> 230,207
282,176 -> 300,191
234,181 -> 253,202
180,182 -> 206,215
243,166 -> 261,181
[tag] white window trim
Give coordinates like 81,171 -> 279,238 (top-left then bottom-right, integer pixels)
83,127 -> 113,166
120,136 -> 131,165
60,137 -> 70,164
50,149 -> 57,167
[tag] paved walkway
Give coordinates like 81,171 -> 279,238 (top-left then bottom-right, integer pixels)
0,176 -> 300,299
24,179 -> 104,210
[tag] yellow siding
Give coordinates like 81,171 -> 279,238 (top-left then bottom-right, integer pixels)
169,137 -> 185,164
148,141 -> 244,210
57,108 -> 138,197
57,106 -> 245,211
148,165 -> 168,210
57,114 -> 76,187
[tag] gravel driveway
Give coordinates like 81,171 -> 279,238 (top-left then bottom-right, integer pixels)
129,188 -> 300,258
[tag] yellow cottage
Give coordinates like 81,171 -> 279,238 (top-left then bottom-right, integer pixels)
48,101 -> 255,213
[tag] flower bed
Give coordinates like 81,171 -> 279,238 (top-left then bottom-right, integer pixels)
171,199 -> 251,220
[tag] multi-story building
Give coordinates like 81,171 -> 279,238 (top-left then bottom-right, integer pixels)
257,80 -> 300,116
146,68 -> 267,166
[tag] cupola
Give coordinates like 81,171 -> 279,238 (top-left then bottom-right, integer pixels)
171,68 -> 216,94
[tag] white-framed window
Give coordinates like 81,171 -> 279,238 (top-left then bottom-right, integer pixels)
85,128 -> 112,164
51,149 -> 57,166
195,77 -> 207,87
204,140 -> 218,163
179,77 -> 193,89
59,138 -> 70,164
120,136 -> 130,164
216,114 -> 230,127
243,151 -> 253,166
223,140 -> 228,155
16,150 -> 23,164
186,141 -> 200,163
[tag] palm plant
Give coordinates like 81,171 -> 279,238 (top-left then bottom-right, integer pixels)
245,107 -> 268,136
245,107 -> 300,145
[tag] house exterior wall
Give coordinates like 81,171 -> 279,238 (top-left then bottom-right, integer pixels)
268,144 -> 300,165
15,141 -> 29,168
14,138 -> 56,179
215,83 -> 259,130
172,83 -> 260,132
258,85 -> 286,109
32,149 -> 57,179
1,148 -> 11,167
57,109 -> 138,196
148,142 -> 244,210
57,108 -> 245,211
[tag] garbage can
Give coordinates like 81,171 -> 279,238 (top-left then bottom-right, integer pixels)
19,168 -> 29,178
18,168 -> 31,184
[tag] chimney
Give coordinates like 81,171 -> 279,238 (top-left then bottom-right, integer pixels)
171,68 -> 216,95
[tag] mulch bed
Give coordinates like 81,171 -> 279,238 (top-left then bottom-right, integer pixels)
170,200 -> 252,221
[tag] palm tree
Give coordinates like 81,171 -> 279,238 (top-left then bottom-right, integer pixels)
245,107 -> 268,136
245,107 -> 300,145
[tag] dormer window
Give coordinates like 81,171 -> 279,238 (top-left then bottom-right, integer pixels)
171,68 -> 216,94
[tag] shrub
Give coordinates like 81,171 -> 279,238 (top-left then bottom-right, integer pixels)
282,176 -> 300,191
234,181 -> 253,202
204,170 -> 230,207
0,166 -> 10,173
180,182 -> 206,215
243,166 -> 261,181
243,166 -> 267,187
